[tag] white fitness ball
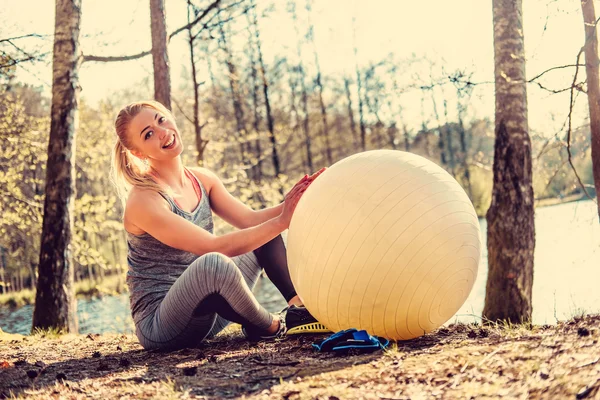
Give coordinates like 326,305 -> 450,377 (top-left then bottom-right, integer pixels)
287,150 -> 481,340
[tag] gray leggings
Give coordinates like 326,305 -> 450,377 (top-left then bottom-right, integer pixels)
136,252 -> 272,350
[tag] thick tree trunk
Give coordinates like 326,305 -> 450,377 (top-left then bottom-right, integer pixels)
581,0 -> 600,221
483,0 -> 535,324
32,0 -> 80,333
150,0 -> 171,110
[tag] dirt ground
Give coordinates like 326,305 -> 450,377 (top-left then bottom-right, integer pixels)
1,315 -> 599,399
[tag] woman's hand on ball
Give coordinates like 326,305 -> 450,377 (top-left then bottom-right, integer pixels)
286,167 -> 327,201
280,180 -> 310,228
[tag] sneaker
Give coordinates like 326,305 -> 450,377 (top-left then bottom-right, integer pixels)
242,316 -> 287,342
284,305 -> 332,335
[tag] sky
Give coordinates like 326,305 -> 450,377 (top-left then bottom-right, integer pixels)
1,0 -> 594,136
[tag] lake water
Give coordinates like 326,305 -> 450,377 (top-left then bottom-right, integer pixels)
1,200 -> 599,335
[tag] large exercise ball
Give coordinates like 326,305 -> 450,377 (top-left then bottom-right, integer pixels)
287,150 -> 481,340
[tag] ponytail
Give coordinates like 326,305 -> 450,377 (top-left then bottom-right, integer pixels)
111,100 -> 172,208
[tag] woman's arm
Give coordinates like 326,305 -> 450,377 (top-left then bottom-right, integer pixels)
124,181 -> 307,257
189,167 -> 325,229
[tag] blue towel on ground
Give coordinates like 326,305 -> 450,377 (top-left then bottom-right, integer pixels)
312,328 -> 389,352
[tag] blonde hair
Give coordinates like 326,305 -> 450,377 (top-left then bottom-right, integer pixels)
111,100 -> 174,207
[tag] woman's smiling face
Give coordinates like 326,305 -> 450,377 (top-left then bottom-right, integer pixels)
128,106 -> 182,161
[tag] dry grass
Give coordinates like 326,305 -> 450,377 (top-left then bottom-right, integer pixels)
1,315 -> 599,399
0,274 -> 126,308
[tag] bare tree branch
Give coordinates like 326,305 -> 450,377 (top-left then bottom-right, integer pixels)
528,64 -> 586,82
531,79 -> 586,94
169,0 -> 222,40
83,0 -> 224,64
82,50 -> 152,63
542,157 -> 571,195
172,97 -> 195,124
0,191 -> 43,211
0,57 -> 36,69
0,34 -> 47,43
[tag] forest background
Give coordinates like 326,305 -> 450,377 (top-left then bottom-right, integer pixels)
0,0 -> 596,302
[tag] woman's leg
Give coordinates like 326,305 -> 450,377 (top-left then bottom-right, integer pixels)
205,251 -> 266,338
252,235 -> 299,303
136,252 -> 273,350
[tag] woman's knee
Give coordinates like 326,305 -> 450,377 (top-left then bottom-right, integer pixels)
190,252 -> 241,285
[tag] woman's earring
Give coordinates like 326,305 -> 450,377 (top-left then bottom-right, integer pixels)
143,158 -> 149,166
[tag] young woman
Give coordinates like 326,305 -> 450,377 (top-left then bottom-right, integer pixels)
112,100 -> 327,351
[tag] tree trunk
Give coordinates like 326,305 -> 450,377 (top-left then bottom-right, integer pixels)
430,89 -> 448,166
306,0 -> 332,165
402,122 -> 410,152
387,123 -> 398,150
289,1 -> 313,172
18,269 -> 23,292
443,99 -> 456,173
300,68 -> 312,172
0,247 -> 5,294
581,0 -> 600,221
251,4 -> 280,181
32,0 -> 80,333
245,8 -> 263,182
344,77 -> 359,148
150,0 -> 171,110
218,15 -> 248,167
483,0 -> 535,324
458,115 -> 473,198
187,1 -> 208,166
355,67 -> 366,151
352,19 -> 367,151
28,263 -> 37,290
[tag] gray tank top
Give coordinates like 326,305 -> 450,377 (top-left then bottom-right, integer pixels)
126,171 -> 213,323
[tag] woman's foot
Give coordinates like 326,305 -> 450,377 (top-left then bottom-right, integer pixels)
242,316 -> 287,342
284,305 -> 332,335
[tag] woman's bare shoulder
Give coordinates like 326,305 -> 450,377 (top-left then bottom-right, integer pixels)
124,187 -> 168,235
187,166 -> 217,193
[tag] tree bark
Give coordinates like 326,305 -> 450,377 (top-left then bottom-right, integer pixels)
150,0 -> 171,110
581,0 -> 600,221
32,0 -> 80,333
483,0 -> 535,323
